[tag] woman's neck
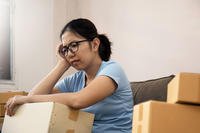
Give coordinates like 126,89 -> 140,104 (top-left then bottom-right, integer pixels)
85,58 -> 102,82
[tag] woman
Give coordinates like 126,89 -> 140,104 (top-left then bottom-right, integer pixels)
5,18 -> 133,133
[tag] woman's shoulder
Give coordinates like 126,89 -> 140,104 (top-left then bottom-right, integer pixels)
96,60 -> 125,77
101,60 -> 123,71
102,59 -> 121,67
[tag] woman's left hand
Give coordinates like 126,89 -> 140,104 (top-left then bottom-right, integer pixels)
5,95 -> 29,116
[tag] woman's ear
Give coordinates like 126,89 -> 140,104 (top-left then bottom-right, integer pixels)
91,37 -> 100,51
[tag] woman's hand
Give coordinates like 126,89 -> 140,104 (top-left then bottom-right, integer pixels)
56,44 -> 71,70
5,95 -> 29,116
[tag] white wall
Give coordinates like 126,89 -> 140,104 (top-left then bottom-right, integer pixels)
13,0 -> 55,91
76,0 -> 200,81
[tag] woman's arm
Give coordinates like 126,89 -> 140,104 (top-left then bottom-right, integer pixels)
28,61 -> 69,95
51,88 -> 61,94
30,75 -> 116,108
5,75 -> 116,116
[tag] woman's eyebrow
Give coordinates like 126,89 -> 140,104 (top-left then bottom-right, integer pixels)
63,38 -> 81,46
66,40 -> 81,46
62,41 -> 72,47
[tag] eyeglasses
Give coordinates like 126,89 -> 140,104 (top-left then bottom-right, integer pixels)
59,40 -> 89,56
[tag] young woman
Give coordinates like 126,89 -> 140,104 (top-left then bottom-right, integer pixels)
5,18 -> 133,133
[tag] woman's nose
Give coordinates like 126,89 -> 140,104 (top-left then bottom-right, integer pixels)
67,50 -> 75,58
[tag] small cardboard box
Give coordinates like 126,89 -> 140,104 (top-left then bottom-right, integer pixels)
133,101 -> 200,133
167,72 -> 200,104
0,91 -> 28,116
2,102 -> 94,133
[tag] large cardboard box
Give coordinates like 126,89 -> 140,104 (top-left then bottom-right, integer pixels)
133,101 -> 200,133
167,72 -> 200,104
0,91 -> 28,116
2,102 -> 94,133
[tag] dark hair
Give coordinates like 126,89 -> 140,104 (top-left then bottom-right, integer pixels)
60,18 -> 112,61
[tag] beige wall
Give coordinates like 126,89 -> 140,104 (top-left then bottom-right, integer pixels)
76,0 -> 200,81
1,0 -> 200,91
0,0 -> 75,91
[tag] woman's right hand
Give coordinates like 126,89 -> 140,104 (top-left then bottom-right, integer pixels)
56,44 -> 71,70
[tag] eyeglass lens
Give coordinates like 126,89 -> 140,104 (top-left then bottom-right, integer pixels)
60,40 -> 88,56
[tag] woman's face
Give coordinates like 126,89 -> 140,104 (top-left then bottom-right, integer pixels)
61,31 -> 99,70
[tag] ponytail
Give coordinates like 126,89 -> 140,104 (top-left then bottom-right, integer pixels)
98,34 -> 112,61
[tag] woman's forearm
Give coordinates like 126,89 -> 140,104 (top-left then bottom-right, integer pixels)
28,62 -> 69,95
27,93 -> 79,109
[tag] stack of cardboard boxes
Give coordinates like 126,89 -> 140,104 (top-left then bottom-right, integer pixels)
132,72 -> 200,133
0,91 -> 28,129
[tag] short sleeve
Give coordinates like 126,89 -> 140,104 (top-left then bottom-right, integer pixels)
96,61 -> 129,90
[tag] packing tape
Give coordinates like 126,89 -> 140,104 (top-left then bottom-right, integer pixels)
66,129 -> 74,133
138,104 -> 143,121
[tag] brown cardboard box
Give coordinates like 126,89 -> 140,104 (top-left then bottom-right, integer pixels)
0,104 -> 5,116
167,72 -> 200,104
2,102 -> 94,133
0,91 -> 28,116
133,100 -> 200,133
0,117 -> 4,131
0,91 -> 28,103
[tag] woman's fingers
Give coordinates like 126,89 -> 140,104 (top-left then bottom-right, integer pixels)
5,98 -> 12,116
5,96 -> 18,116
57,43 -> 65,58
56,43 -> 71,69
5,98 -> 11,109
9,96 -> 17,116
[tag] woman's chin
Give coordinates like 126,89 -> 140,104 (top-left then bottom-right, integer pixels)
72,65 -> 83,70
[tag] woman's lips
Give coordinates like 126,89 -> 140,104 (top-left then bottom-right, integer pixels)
70,60 -> 80,66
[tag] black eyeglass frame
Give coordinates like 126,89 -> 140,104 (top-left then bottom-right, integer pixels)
59,39 -> 89,56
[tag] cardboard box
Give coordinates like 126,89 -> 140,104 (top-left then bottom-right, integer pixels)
0,91 -> 28,117
0,91 -> 28,103
167,72 -> 200,104
2,102 -> 94,133
133,101 -> 200,133
0,117 -> 4,131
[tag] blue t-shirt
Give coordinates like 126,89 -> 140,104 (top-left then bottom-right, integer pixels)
55,60 -> 133,133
